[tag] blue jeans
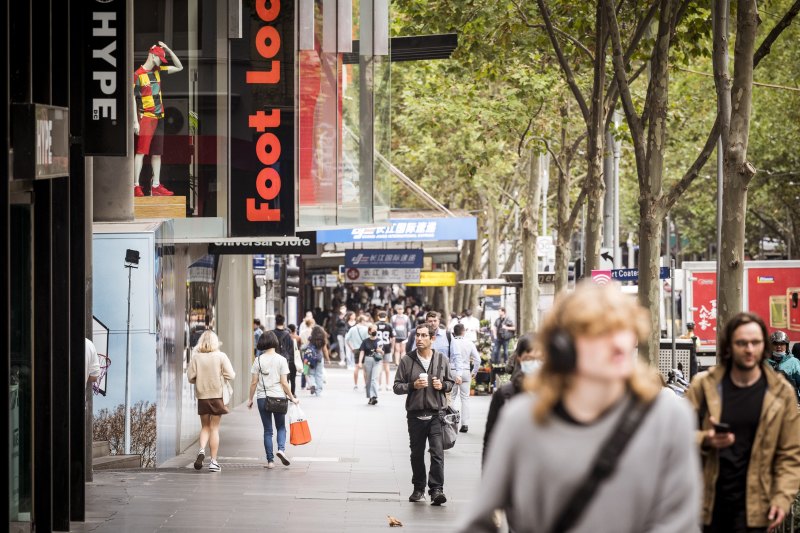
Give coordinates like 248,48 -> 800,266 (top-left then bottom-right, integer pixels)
363,356 -> 380,398
257,398 -> 286,462
310,361 -> 325,395
492,338 -> 510,364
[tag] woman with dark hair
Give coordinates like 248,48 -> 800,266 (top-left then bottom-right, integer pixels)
481,334 -> 539,464
247,331 -> 299,469
306,325 -> 331,397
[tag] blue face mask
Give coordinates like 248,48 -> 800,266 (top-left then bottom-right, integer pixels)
520,360 -> 542,375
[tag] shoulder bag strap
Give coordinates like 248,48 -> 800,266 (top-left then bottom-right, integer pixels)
436,352 -> 445,410
256,355 -> 268,392
549,397 -> 656,533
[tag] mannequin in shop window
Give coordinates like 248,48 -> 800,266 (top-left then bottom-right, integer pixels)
132,42 -> 183,197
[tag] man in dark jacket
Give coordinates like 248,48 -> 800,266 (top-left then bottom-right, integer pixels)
394,323 -> 455,506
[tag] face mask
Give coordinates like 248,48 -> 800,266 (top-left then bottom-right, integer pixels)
520,360 -> 542,375
772,351 -> 785,360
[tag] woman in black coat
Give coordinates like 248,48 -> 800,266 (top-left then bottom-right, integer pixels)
482,334 -> 539,465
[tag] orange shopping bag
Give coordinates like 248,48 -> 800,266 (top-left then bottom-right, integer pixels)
288,403 -> 312,446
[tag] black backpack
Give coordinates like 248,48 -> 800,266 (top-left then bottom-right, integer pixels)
273,329 -> 294,361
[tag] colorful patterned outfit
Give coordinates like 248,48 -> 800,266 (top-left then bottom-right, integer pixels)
133,65 -> 169,155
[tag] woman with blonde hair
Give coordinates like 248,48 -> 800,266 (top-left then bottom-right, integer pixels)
460,281 -> 701,533
187,330 -> 235,472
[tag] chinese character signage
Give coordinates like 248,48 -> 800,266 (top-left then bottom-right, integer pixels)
345,249 -> 423,269
317,217 -> 478,243
228,0 -> 296,237
85,0 -> 127,155
691,272 -> 717,345
344,268 -> 421,284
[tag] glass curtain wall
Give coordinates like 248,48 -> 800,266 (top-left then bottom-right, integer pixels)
298,0 -> 390,229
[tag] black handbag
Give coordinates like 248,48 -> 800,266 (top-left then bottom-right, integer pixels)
265,396 -> 289,414
257,356 -> 289,414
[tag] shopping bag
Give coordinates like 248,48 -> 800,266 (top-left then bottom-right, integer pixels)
440,406 -> 460,450
222,379 -> 233,405
288,403 -> 312,446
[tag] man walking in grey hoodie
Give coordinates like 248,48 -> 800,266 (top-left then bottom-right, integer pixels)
394,323 -> 455,506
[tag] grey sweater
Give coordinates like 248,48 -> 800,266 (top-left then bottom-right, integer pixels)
459,390 -> 701,533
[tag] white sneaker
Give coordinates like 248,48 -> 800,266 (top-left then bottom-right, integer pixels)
276,450 -> 291,466
208,460 -> 221,472
265,462 -> 275,469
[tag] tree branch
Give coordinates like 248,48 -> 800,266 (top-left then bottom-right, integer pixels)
567,173 -> 590,229
661,114 -> 720,214
532,0 -> 591,124
753,0 -> 800,67
518,118 -> 533,157
603,0 -> 647,186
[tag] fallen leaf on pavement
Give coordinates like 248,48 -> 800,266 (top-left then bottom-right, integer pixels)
387,515 -> 403,527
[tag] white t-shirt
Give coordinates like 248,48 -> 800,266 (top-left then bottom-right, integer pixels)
462,316 -> 480,343
85,338 -> 101,384
250,351 -> 289,399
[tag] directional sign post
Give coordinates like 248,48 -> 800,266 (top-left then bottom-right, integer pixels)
592,267 -> 671,284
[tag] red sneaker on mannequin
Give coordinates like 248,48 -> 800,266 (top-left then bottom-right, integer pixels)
134,186 -> 144,197
151,184 -> 174,196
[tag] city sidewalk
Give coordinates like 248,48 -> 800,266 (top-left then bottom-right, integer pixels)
72,366 -> 491,532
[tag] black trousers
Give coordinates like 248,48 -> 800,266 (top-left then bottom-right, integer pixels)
288,360 -> 297,395
704,499 -> 766,533
407,414 -> 444,493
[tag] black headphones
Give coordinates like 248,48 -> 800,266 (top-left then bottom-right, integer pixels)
547,328 -> 577,374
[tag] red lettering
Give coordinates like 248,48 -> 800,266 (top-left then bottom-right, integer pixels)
256,0 -> 280,22
248,110 -> 281,132
255,26 -> 280,58
246,199 -> 281,221
246,63 -> 280,85
255,133 -> 281,165
255,167 -> 281,200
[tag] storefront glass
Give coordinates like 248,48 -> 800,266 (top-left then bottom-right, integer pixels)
134,0 -> 227,216
9,205 -> 32,522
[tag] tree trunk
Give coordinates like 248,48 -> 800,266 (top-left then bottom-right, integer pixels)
487,202 -> 499,279
521,153 -> 542,334
718,0 -> 759,335
467,225 -> 482,312
637,207 -> 663,365
554,106 -> 572,294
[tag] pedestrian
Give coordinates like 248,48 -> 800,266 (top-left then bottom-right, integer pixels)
393,323 -> 455,506
85,338 -> 101,385
460,282 -> 701,532
766,330 -> 800,398
687,313 -> 800,532
335,306 -> 349,366
450,323 -> 481,433
342,311 -> 357,368
447,311 -> 461,333
288,324 -> 306,391
375,310 -> 396,391
253,319 -> 264,356
187,331 -> 236,472
298,312 -> 314,339
491,307 -> 515,364
271,314 -> 298,396
305,325 -> 330,397
460,308 -> 481,343
481,334 -> 538,464
391,305 -> 411,366
346,314 -> 370,391
358,324 -> 384,405
680,321 -> 702,352
247,331 -> 300,469
423,311 -> 461,378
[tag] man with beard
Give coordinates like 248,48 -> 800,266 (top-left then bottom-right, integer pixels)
687,313 -> 800,532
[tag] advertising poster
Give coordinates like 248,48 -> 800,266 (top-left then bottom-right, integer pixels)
691,272 -> 717,346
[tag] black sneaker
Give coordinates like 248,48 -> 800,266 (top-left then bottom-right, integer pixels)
372,397 -> 378,405
408,489 -> 425,502
459,425 -> 469,433
430,490 -> 447,506
193,450 -> 205,470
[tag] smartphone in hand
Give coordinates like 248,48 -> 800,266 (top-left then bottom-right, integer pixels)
713,422 -> 732,434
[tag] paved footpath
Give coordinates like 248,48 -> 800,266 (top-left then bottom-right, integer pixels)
72,366 -> 491,532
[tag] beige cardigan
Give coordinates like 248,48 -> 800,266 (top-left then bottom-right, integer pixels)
187,350 -> 236,400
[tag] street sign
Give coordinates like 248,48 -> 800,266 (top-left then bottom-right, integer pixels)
344,268 -> 421,284
345,249 -> 423,269
592,267 -> 671,283
406,271 -> 457,287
